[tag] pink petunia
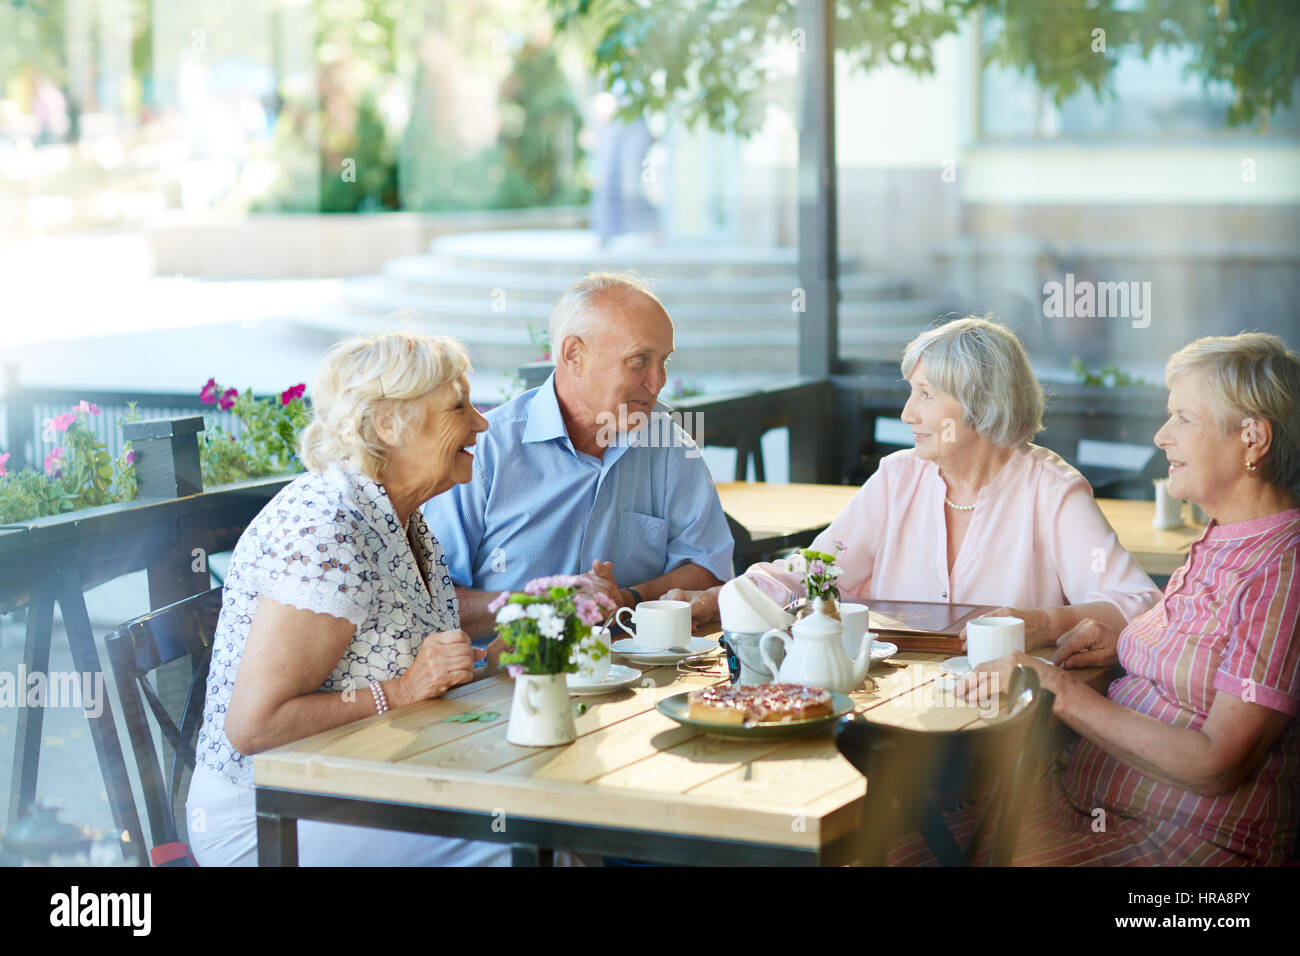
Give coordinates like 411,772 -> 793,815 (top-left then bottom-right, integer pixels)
199,378 -> 218,405
218,388 -> 238,411
0,451 -> 9,477
51,412 -> 77,432
487,591 -> 511,613
76,400 -> 101,416
44,446 -> 64,478
124,449 -> 138,465
281,383 -> 306,406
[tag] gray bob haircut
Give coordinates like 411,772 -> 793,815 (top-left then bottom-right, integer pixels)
901,316 -> 1045,448
1165,332 -> 1300,493
549,272 -> 665,351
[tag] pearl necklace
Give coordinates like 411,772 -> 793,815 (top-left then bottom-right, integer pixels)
944,497 -> 976,512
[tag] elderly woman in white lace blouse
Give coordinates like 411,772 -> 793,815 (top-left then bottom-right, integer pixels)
187,331 -> 513,866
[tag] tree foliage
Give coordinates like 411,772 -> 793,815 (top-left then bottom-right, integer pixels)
548,0 -> 1300,133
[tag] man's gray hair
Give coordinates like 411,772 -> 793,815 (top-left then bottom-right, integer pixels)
901,316 -> 1045,448
549,272 -> 665,352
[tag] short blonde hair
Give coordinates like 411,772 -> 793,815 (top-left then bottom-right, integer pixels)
1165,333 -> 1300,492
298,330 -> 471,480
900,316 -> 1044,447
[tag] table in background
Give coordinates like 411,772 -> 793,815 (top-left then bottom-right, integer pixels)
716,481 -> 1202,577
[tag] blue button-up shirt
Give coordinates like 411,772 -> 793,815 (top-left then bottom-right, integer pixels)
422,374 -> 733,593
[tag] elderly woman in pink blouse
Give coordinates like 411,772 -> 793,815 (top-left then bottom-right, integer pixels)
672,315 -> 1161,648
943,332 -> 1300,866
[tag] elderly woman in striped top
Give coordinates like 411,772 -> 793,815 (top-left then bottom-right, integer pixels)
950,332 -> 1300,866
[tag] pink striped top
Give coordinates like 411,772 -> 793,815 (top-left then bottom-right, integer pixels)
1061,508 -> 1300,864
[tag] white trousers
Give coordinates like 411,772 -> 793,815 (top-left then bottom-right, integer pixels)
186,763 -> 517,866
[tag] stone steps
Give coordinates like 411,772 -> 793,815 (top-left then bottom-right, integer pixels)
289,230 -> 951,374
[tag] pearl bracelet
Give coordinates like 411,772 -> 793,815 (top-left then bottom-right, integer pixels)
368,678 -> 389,715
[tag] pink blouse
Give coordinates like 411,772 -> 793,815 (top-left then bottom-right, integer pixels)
748,445 -> 1161,620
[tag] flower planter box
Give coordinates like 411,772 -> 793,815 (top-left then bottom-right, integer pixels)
120,416 -> 205,501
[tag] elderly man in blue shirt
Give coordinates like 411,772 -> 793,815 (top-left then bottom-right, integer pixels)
423,272 -> 734,637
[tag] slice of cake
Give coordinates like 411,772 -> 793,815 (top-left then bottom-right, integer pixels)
688,683 -> 833,726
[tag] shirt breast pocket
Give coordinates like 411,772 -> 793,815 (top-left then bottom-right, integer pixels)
618,511 -> 669,578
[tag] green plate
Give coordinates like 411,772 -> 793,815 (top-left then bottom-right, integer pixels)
655,691 -> 855,741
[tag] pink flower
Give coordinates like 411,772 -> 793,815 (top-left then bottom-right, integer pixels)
506,664 -> 523,679
488,591 -> 511,613
124,449 -> 138,465
44,446 -> 65,478
76,400 -> 101,416
218,388 -> 238,411
50,412 -> 76,432
280,383 -> 307,406
199,378 -> 218,405
0,451 -> 8,477
523,574 -> 587,595
834,538 -> 846,552
808,559 -> 826,577
574,593 -> 604,627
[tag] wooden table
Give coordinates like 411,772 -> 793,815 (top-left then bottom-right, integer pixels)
254,645 -> 1064,867
716,482 -> 1201,577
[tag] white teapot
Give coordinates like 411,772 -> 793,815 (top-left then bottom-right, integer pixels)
759,596 -> 872,695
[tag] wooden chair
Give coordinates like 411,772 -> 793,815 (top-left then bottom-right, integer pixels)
104,586 -> 222,867
834,665 -> 1054,866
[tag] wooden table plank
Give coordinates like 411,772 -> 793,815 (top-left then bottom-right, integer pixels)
685,735 -> 864,809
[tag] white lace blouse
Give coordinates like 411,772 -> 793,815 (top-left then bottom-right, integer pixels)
196,461 -> 460,786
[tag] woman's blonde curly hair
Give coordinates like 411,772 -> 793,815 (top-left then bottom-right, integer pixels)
298,330 -> 471,480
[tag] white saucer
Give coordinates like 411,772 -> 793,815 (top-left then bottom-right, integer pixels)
611,636 -> 718,664
567,664 -> 642,696
939,656 -> 972,677
870,640 -> 898,663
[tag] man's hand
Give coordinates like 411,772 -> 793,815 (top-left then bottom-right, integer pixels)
663,586 -> 722,630
581,559 -> 626,611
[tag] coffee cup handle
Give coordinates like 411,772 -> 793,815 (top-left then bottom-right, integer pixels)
760,629 -> 790,681
615,605 -> 635,635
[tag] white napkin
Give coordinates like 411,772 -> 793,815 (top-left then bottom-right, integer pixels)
719,577 -> 795,633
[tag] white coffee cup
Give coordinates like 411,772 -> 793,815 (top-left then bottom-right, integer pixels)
966,616 -> 1026,668
570,626 -> 612,681
614,600 -> 691,650
839,602 -> 874,661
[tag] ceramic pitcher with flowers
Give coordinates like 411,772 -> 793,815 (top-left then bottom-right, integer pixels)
491,574 -> 615,748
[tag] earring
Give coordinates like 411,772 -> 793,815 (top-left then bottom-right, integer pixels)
1245,460 -> 1257,475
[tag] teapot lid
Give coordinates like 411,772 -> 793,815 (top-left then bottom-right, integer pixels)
792,596 -> 842,638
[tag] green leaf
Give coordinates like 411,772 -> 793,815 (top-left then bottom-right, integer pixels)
97,464 -> 114,480
441,711 -> 501,723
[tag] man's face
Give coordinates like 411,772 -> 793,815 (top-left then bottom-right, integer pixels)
572,290 -> 674,425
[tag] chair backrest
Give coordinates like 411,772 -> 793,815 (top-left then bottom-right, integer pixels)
834,665 -> 1054,866
104,586 -> 222,867
724,511 -> 755,572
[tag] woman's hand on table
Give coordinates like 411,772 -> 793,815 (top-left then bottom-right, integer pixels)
1053,618 -> 1121,670
389,629 -> 485,707
955,651 -> 1070,714
662,585 -> 722,629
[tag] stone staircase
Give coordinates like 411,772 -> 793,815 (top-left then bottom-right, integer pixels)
290,230 -> 952,375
